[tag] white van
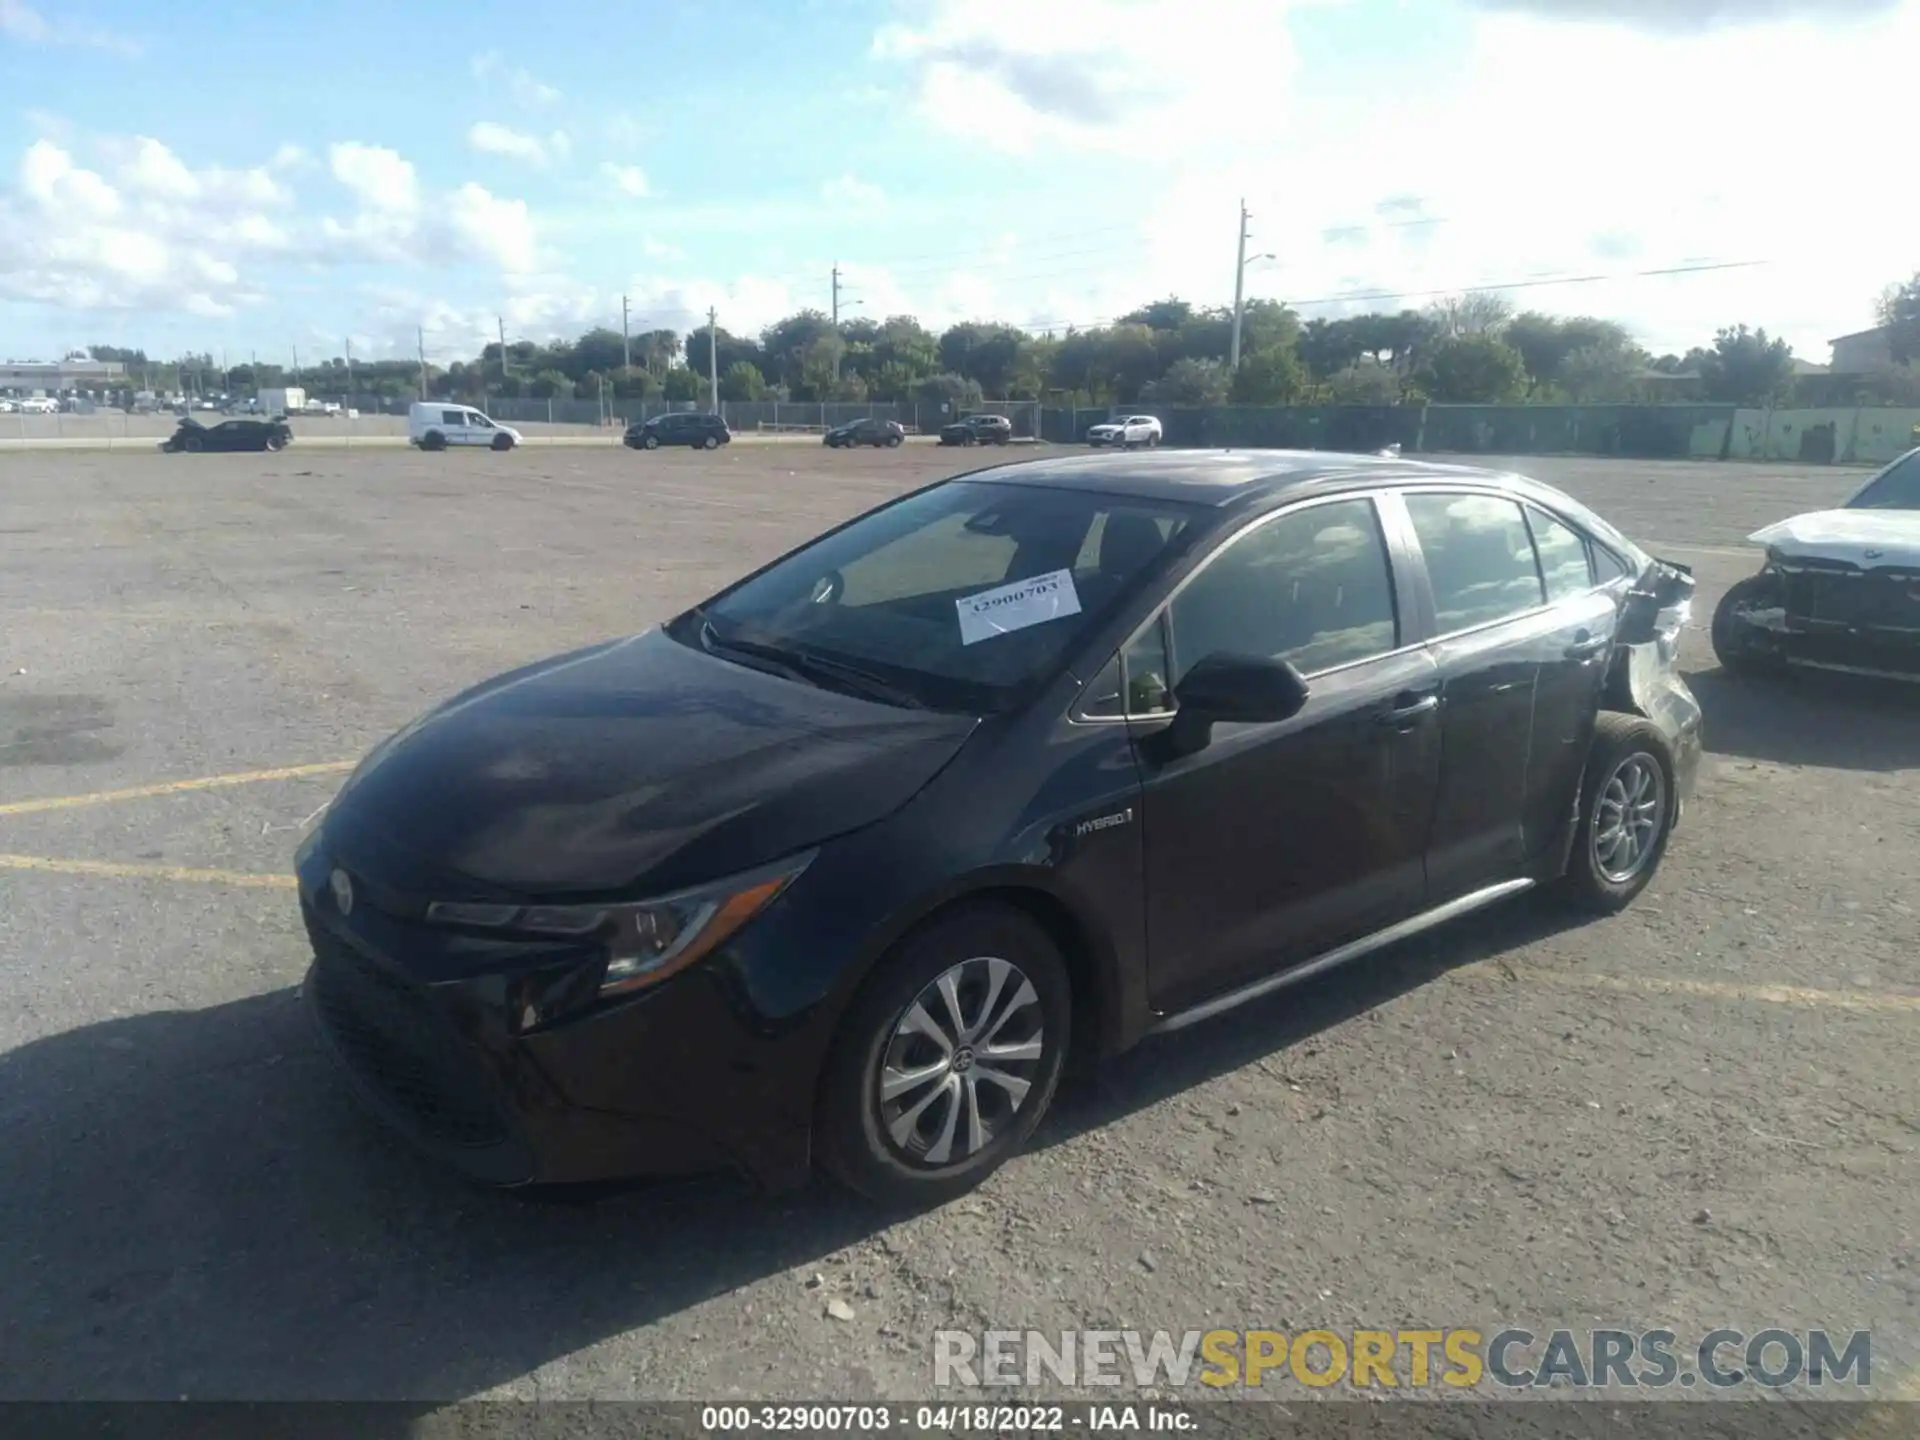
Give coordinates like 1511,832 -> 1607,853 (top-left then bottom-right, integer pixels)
408,402 -> 522,451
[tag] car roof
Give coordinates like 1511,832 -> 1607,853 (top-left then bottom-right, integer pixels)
960,448 -> 1542,507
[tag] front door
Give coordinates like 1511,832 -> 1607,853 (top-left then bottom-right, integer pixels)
1129,495 -> 1443,1013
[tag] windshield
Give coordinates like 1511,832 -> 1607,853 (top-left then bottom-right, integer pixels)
1847,451 -> 1920,510
681,480 -> 1199,713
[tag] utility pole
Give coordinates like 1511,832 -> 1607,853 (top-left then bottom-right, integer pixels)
344,337 -> 354,397
1229,199 -> 1250,371
621,295 -> 631,371
497,316 -> 510,389
831,264 -> 841,325
291,343 -> 300,387
707,306 -> 719,413
417,327 -> 428,399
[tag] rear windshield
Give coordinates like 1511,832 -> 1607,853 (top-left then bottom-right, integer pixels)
680,480 -> 1199,713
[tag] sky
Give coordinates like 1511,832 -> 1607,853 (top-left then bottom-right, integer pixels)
0,0 -> 1914,371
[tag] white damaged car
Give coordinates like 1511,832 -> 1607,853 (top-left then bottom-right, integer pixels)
1711,447 -> 1920,682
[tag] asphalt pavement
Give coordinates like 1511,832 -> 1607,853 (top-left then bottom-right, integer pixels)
0,444 -> 1913,1409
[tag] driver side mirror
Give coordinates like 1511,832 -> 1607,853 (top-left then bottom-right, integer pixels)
1157,652 -> 1311,757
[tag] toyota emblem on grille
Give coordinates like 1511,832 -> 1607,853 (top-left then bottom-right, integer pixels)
329,867 -> 355,915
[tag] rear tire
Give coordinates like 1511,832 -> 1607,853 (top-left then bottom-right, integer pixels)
1710,573 -> 1782,676
421,430 -> 447,452
702,434 -> 719,450
1557,713 -> 1677,915
815,904 -> 1071,1209
886,434 -> 902,448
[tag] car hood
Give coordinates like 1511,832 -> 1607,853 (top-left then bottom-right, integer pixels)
1750,509 -> 1920,568
324,627 -> 978,899
1086,423 -> 1122,433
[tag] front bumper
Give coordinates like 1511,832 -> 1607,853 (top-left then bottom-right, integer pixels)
1725,572 -> 1920,682
295,839 -> 821,1190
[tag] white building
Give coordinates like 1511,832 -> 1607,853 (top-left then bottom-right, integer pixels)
0,358 -> 128,392
1827,326 -> 1896,374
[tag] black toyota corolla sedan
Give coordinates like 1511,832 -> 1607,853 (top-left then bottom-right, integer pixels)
297,450 -> 1701,1205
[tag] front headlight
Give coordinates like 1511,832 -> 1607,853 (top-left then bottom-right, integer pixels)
427,851 -> 814,997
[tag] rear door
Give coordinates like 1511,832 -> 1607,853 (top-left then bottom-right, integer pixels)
1392,490 -> 1551,900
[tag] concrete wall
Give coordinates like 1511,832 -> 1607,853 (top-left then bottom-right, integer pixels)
1728,407 -> 1920,464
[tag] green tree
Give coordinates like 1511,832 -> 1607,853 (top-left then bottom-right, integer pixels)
938,322 -> 1024,395
685,326 -> 764,383
528,368 -> 571,399
761,310 -> 838,389
1697,325 -> 1795,405
1556,342 -> 1645,403
1875,273 -> 1920,365
662,366 -> 703,402
1143,357 -> 1229,407
1230,346 -> 1305,405
572,327 -> 628,378
914,372 -> 983,412
1427,291 -> 1515,339
1418,334 -> 1525,403
872,315 -> 939,379
1329,365 -> 1402,405
1506,312 -> 1637,395
719,360 -> 766,402
1299,318 -> 1365,380
1119,296 -> 1195,332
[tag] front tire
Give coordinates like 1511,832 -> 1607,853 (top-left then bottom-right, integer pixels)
491,433 -> 514,451
1710,573 -> 1782,676
642,433 -> 660,450
1557,713 -> 1677,915
816,904 -> 1071,1208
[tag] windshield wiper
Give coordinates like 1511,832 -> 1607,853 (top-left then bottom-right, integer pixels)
695,615 -> 926,709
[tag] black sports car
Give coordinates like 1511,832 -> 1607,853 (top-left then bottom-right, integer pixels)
162,416 -> 292,453
938,413 -> 1013,446
824,417 -> 906,449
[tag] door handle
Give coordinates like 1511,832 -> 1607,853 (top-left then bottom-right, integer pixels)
1564,630 -> 1610,660
1376,693 -> 1440,726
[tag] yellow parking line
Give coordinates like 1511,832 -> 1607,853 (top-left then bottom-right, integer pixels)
1532,970 -> 1920,1016
0,853 -> 297,888
0,760 -> 353,818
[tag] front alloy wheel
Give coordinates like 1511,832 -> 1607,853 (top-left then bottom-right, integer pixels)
817,904 -> 1070,1206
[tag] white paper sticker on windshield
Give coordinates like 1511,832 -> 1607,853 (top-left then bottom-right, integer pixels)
957,568 -> 1083,646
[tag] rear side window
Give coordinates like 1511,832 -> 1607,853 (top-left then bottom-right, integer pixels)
1406,493 -> 1546,632
441,410 -> 464,425
1525,505 -> 1595,602
1591,544 -> 1634,584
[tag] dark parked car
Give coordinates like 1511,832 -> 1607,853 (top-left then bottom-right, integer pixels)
1712,447 -> 1920,682
298,450 -> 1700,1206
625,412 -> 731,450
161,416 -> 291,453
825,417 -> 906,449
938,413 -> 1013,446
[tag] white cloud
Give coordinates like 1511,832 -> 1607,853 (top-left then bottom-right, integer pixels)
1470,0 -> 1896,30
642,236 -> 682,261
468,121 -> 550,165
469,49 -> 561,106
874,0 -> 1321,157
328,141 -> 418,214
601,162 -> 649,197
0,0 -> 140,53
820,173 -> 885,209
446,184 -> 539,273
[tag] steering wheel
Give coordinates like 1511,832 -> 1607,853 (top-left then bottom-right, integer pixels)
809,570 -> 845,605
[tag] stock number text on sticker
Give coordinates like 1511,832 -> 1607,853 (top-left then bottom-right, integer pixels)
956,568 -> 1084,646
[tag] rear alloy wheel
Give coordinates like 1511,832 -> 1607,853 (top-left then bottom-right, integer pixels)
817,904 -> 1070,1207
1558,712 -> 1676,914
1710,573 -> 1783,676
886,434 -> 902,448
702,434 -> 719,450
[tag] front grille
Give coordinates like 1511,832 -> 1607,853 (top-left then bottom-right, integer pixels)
308,931 -> 510,1147
1784,569 -> 1920,631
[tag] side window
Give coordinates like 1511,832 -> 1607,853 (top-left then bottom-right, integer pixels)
469,413 -> 493,427
1405,493 -> 1546,633
1167,498 -> 1398,683
441,409 -> 464,425
1591,542 -> 1634,584
1525,505 -> 1595,603
1077,619 -> 1173,718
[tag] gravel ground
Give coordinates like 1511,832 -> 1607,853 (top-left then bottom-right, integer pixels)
0,444 -> 1914,1410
